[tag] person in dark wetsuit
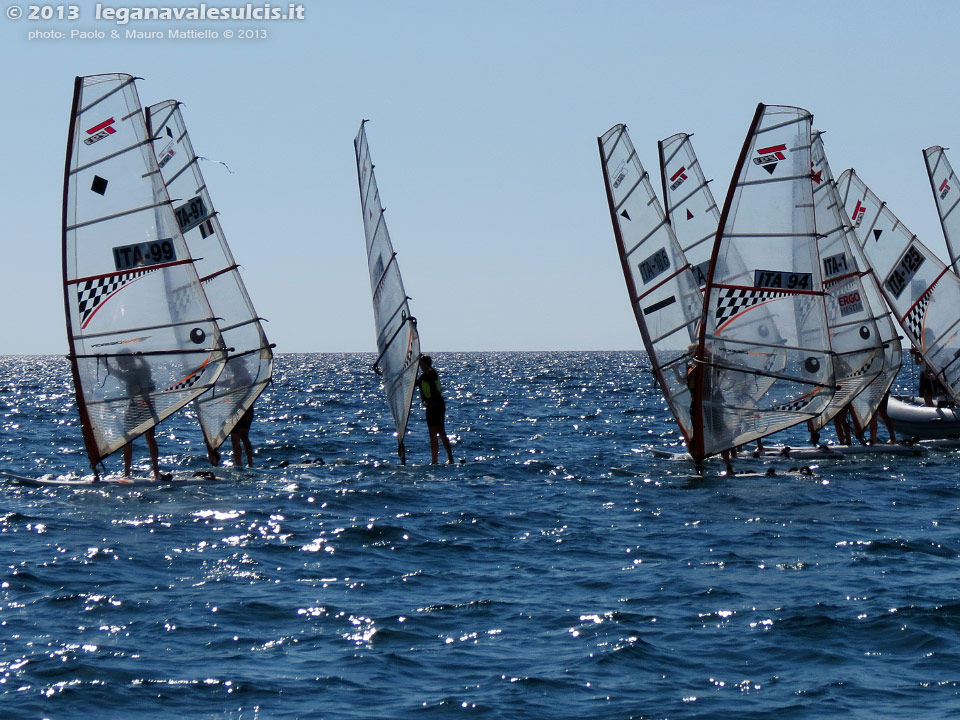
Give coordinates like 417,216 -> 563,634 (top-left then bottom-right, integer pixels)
108,353 -> 168,480
207,361 -> 258,468
417,355 -> 454,464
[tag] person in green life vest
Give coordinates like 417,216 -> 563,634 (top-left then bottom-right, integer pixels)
417,354 -> 454,464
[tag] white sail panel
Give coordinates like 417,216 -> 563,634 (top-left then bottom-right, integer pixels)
837,169 -> 960,402
145,100 -> 274,455
658,133 -> 720,288
63,74 -> 227,469
808,132 -> 890,431
923,146 -> 960,276
354,122 -> 421,462
598,124 -> 702,444
694,104 -> 835,460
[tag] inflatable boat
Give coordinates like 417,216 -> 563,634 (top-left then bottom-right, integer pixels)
887,395 -> 960,439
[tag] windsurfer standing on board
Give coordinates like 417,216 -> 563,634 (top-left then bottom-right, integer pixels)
207,361 -> 258,468
417,355 -> 454,464
107,352 -> 170,481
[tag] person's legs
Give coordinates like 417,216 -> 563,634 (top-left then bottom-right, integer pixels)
144,429 -> 161,479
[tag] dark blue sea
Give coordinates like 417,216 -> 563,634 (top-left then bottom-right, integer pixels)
2,352 -> 959,719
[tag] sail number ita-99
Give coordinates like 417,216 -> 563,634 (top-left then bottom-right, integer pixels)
113,240 -> 177,271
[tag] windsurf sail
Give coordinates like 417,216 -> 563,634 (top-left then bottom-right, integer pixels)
837,168 -> 960,402
62,74 -> 228,470
693,104 -> 836,461
598,124 -> 703,446
808,132 -> 892,431
354,121 -> 421,463
923,146 -> 960,276
658,133 -> 719,289
145,100 -> 274,457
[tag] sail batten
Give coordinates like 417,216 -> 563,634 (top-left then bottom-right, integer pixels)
145,99 -> 274,456
354,122 -> 422,462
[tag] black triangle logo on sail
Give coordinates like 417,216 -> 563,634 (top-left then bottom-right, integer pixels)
686,209 -> 694,220
91,175 -> 108,195
753,143 -> 787,175
873,229 -> 883,242
166,126 -> 173,138
620,209 -> 631,221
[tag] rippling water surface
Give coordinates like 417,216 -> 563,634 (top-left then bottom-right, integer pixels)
1,352 -> 959,719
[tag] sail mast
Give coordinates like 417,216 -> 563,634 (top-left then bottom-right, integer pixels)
354,121 -> 421,463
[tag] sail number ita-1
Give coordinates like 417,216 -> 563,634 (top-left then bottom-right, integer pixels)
174,196 -> 209,233
754,270 -> 812,290
113,240 -> 177,271
884,244 -> 925,299
638,247 -> 670,284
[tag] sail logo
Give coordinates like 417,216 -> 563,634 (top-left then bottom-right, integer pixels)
157,141 -> 176,169
612,160 -> 628,189
84,117 -> 117,145
753,144 -> 786,174
851,200 -> 866,227
940,178 -> 951,200
837,290 -> 863,317
669,166 -> 687,190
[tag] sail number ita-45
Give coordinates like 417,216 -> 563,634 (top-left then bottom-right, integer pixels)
884,244 -> 925,299
638,247 -> 670,284
113,240 -> 177,271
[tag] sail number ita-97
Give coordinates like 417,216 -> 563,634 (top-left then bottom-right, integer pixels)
884,244 -> 925,299
113,240 -> 177,271
638,247 -> 670,284
174,196 -> 209,233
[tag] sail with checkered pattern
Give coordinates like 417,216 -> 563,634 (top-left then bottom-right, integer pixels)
145,100 -> 274,459
658,133 -> 719,290
923,146 -> 960,276
62,74 -> 228,470
354,121 -> 421,464
598,124 -> 702,447
808,132 -> 895,432
693,104 -> 836,461
837,169 -> 960,402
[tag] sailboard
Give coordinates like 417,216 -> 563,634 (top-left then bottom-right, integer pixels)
692,104 -> 836,462
144,100 -> 274,458
923,146 -> 960,276
837,169 -> 960,403
808,132 -> 894,431
354,121 -> 421,463
598,124 -> 703,447
63,74 -> 228,471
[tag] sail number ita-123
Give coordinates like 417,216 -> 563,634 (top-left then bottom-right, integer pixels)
638,247 -> 670,284
754,270 -> 812,290
884,244 -> 925,299
113,240 -> 177,271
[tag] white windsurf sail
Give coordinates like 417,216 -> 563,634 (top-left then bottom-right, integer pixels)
837,169 -> 960,402
658,133 -> 720,289
145,100 -> 274,456
923,146 -> 960,276
808,132 -> 892,431
354,121 -> 421,463
62,74 -> 228,470
693,104 -> 836,461
598,124 -> 703,445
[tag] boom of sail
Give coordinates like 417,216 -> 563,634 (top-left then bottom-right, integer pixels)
923,146 -> 960,276
693,104 -> 836,460
354,121 -> 421,462
598,124 -> 703,445
145,100 -> 274,456
62,74 -> 228,469
837,169 -> 960,402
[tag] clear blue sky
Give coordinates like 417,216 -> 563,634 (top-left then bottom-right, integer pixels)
0,0 -> 955,354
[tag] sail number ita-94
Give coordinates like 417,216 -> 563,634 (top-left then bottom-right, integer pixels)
638,247 -> 670,284
884,244 -> 925,299
754,270 -> 813,290
113,240 -> 177,271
